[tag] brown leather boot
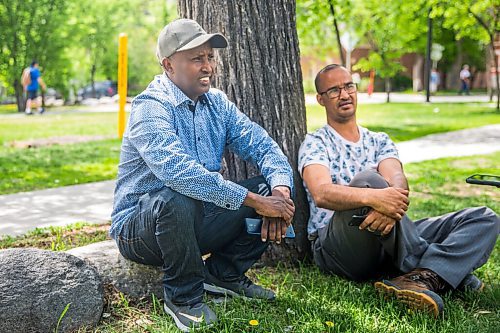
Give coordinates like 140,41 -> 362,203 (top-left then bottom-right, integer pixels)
374,268 -> 449,317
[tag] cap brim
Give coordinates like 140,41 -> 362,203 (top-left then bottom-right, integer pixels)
177,33 -> 228,52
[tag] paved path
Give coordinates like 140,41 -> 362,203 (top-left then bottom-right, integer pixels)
0,124 -> 499,237
0,181 -> 114,237
397,124 -> 500,164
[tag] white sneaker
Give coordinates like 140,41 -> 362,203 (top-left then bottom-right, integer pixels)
25,108 -> 32,115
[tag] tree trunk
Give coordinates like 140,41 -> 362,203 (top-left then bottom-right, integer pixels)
91,63 -> 96,98
489,42 -> 500,111
385,77 -> 391,103
178,0 -> 310,263
14,80 -> 26,112
328,0 -> 345,67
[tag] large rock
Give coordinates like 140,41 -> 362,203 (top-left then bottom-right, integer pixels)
67,240 -> 163,299
0,248 -> 104,333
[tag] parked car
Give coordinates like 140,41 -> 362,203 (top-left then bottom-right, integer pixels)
44,88 -> 64,106
77,81 -> 117,100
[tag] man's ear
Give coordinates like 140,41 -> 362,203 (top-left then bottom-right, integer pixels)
163,57 -> 174,74
316,93 -> 325,107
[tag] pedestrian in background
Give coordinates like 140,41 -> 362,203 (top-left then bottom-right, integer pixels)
22,60 -> 46,115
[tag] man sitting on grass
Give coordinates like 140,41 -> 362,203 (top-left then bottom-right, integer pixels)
110,19 -> 295,332
298,64 -> 499,317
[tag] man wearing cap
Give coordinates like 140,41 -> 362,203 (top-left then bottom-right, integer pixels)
110,19 -> 295,331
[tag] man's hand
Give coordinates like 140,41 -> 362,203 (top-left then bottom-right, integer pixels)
359,210 -> 397,236
369,187 -> 409,221
252,195 -> 295,223
272,186 -> 291,199
259,186 -> 292,243
261,217 -> 288,243
243,186 -> 294,243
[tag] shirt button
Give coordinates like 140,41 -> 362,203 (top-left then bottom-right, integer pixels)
198,137 -> 201,141
226,204 -> 230,208
203,163 -> 206,167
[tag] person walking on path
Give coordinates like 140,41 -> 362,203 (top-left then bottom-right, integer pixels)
111,19 -> 295,331
23,60 -> 46,115
458,64 -> 471,95
298,64 -> 499,317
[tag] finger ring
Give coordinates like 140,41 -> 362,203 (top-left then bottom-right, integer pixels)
367,227 -> 375,232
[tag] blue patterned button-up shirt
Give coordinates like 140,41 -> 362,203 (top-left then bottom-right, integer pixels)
110,74 -> 293,238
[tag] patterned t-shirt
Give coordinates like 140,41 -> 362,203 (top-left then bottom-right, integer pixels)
298,124 -> 399,236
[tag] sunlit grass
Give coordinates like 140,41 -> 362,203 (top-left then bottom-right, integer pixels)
306,102 -> 500,141
2,153 -> 498,332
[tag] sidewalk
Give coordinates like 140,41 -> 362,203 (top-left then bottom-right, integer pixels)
0,181 -> 114,237
0,124 -> 499,237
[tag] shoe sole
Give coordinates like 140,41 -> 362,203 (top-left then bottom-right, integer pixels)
374,281 -> 443,317
163,303 -> 214,332
203,283 -> 275,301
203,283 -> 241,298
457,279 -> 484,292
163,303 -> 190,332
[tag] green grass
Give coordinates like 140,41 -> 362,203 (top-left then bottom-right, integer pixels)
0,222 -> 109,251
306,103 -> 500,141
405,152 -> 499,220
0,112 -> 121,194
0,103 -> 498,195
0,112 -> 118,144
2,153 -> 498,332
0,104 -> 18,114
0,139 -> 120,194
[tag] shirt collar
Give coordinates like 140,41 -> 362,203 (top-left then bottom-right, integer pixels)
160,74 -> 212,108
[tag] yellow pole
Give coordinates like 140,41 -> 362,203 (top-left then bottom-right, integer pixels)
118,33 -> 128,139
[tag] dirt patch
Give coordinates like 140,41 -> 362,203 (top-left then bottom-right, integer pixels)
9,135 -> 113,149
449,158 -> 492,169
410,191 -> 434,200
441,183 -> 499,199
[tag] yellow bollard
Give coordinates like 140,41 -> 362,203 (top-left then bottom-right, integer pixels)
118,33 -> 128,139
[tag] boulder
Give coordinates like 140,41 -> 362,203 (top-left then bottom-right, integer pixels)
67,240 -> 163,299
0,248 -> 104,333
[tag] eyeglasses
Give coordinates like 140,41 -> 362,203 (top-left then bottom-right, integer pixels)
319,83 -> 357,99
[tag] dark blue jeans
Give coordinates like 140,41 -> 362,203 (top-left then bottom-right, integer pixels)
116,176 -> 270,305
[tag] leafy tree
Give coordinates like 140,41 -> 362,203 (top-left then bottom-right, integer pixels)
296,0 -> 350,63
296,0 -> 354,92
352,0 -> 427,102
431,0 -> 499,110
0,0 -> 72,111
69,0 -> 131,96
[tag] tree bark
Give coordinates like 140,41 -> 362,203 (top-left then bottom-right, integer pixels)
178,0 -> 310,263
385,77 -> 391,103
489,41 -> 500,111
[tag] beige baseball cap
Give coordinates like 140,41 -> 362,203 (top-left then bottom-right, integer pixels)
156,18 -> 228,64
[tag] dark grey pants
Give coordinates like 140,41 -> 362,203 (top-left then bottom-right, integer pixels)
115,176 -> 270,305
313,170 -> 499,288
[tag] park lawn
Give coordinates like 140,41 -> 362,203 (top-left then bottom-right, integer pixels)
0,104 -> 18,115
0,112 -> 121,194
0,112 -> 118,145
0,103 -> 498,195
0,139 -> 120,194
1,153 -> 498,332
307,102 -> 500,141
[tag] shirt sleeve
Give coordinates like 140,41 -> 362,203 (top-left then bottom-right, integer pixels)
223,97 -> 294,191
375,132 -> 400,165
128,96 -> 248,210
298,134 -> 330,177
